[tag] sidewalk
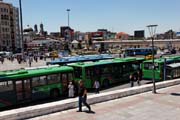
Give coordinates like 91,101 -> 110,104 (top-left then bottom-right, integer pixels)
30,84 -> 180,120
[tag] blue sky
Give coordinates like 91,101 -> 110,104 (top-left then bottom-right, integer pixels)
4,0 -> 180,35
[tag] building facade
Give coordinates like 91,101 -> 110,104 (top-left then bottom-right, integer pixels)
0,1 -> 20,51
60,26 -> 74,41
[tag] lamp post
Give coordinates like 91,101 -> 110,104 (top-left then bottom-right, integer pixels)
67,9 -> 70,27
19,0 -> 24,54
64,9 -> 71,52
147,24 -> 158,94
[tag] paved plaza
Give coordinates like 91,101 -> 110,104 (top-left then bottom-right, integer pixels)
0,58 -> 51,71
29,84 -> 180,120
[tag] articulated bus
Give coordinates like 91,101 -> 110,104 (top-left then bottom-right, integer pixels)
68,57 -> 144,88
142,56 -> 180,81
166,63 -> 180,79
0,57 -> 144,109
0,66 -> 73,108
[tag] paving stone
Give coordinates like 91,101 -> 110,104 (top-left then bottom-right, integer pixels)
29,84 -> 180,120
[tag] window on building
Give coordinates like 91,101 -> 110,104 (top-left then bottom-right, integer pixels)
1,15 -> 3,19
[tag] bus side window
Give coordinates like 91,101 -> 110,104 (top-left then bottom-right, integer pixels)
101,65 -> 110,74
0,81 -> 13,92
61,73 -> 68,88
32,76 -> 47,87
123,64 -> 129,72
86,67 -> 92,79
144,63 -> 151,70
62,74 -> 67,83
68,73 -> 73,81
47,74 -> 60,84
74,67 -> 82,79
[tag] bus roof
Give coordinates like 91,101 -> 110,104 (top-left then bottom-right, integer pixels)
68,57 -> 144,68
144,55 -> 180,64
167,63 -> 180,68
143,57 -> 174,64
0,66 -> 73,81
47,54 -> 113,65
166,56 -> 180,60
68,60 -> 114,68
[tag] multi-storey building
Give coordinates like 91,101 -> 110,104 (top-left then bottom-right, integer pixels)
0,1 -> 20,51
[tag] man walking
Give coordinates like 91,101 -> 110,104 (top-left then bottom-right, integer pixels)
77,80 -> 91,112
129,74 -> 134,87
137,70 -> 142,86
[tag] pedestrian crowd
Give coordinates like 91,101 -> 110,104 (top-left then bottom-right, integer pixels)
0,52 -> 48,67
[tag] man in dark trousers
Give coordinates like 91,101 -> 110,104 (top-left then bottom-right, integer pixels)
137,70 -> 142,86
77,80 -> 91,112
129,74 -> 134,87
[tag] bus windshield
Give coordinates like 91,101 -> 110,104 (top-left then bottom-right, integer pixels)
144,62 -> 159,70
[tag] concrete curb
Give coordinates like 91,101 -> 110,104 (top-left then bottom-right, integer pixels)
0,79 -> 180,120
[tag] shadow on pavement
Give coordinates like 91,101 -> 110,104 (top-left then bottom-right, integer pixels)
170,93 -> 180,96
154,92 -> 180,96
84,110 -> 96,114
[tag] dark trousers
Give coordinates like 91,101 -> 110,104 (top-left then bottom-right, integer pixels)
78,96 -> 91,111
130,80 -> 134,87
137,80 -> 141,86
95,88 -> 99,94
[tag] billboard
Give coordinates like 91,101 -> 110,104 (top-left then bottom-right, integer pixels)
134,30 -> 145,38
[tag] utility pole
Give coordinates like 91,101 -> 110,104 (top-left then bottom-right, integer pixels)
19,0 -> 24,54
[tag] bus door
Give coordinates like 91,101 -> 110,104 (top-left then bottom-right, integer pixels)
61,73 -> 69,93
122,63 -> 132,80
112,64 -> 122,81
15,79 -> 32,102
86,66 -> 95,88
85,67 -> 95,88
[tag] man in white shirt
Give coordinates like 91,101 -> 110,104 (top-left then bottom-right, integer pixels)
94,80 -> 100,94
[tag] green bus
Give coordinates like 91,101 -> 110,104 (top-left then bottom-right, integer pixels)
0,66 -> 74,108
68,57 -> 144,88
142,56 -> 180,81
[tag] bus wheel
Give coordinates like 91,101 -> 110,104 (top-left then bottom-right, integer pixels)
103,79 -> 110,88
50,89 -> 60,98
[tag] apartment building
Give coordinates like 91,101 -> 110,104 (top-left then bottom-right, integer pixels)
0,1 -> 20,51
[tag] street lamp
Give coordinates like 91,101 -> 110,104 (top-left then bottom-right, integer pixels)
147,24 -> 158,94
19,0 -> 24,54
65,9 -> 71,52
67,9 -> 70,27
